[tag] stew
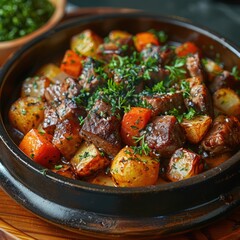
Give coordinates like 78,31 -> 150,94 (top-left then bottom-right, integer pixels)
9,29 -> 240,187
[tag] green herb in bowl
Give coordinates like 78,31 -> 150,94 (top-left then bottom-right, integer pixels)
0,0 -> 55,42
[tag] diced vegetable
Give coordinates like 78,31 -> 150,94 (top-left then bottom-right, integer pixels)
89,171 -> 115,186
19,129 -> 61,167
166,148 -> 203,182
180,115 -> 212,144
121,107 -> 152,146
110,146 -> 160,187
202,58 -> 223,80
134,32 -> 159,51
70,142 -> 110,177
109,30 -> 132,42
71,29 -> 103,58
52,119 -> 82,160
175,42 -> 200,57
37,63 -> 68,83
9,97 -> 44,134
52,164 -> 76,179
60,50 -> 84,78
213,88 -> 240,116
21,75 -> 50,99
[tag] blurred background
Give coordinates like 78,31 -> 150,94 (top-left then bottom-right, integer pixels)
68,0 -> 240,47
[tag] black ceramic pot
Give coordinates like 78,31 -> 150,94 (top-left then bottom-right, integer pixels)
0,13 -> 240,238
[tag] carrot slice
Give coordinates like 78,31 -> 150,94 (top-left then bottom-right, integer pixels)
134,32 -> 159,52
175,42 -> 200,57
121,107 -> 152,146
60,50 -> 84,78
19,129 -> 61,167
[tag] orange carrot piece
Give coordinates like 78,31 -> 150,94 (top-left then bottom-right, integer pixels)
134,32 -> 159,52
60,50 -> 84,78
175,42 -> 200,57
121,107 -> 152,146
19,129 -> 61,167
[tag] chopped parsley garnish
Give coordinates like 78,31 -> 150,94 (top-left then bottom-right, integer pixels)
169,107 -> 197,122
79,152 -> 93,160
231,66 -> 240,80
165,58 -> 186,81
40,168 -> 48,175
180,80 -> 190,98
149,29 -> 168,43
54,165 -> 63,170
132,134 -> 151,155
78,116 -> 85,126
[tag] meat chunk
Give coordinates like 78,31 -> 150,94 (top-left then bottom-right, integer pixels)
141,45 -> 162,66
42,106 -> 59,135
166,148 -> 203,182
52,119 -> 82,160
143,91 -> 186,117
43,77 -> 86,133
186,54 -> 206,82
141,45 -> 170,86
80,100 -> 122,156
56,100 -> 86,122
79,58 -> 105,92
184,77 -> 213,116
45,77 -> 81,106
201,115 -> 240,155
44,82 -> 62,107
97,32 -> 134,62
209,70 -> 240,93
144,115 -> 186,158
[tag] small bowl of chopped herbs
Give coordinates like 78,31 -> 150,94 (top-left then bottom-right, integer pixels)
0,0 -> 66,66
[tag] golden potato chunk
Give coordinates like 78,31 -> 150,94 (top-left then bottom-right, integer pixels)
21,75 -> 50,99
166,148 -> 203,182
9,97 -> 44,134
71,29 -> 103,58
110,146 -> 160,187
37,63 -> 68,83
70,142 -> 109,177
213,88 -> 240,116
180,115 -> 212,144
108,30 -> 132,42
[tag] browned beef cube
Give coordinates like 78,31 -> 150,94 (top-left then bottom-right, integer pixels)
42,106 -> 59,135
52,119 -> 82,160
79,58 -> 104,92
144,115 -> 186,158
141,45 -> 162,66
201,115 -> 240,155
80,100 -> 122,156
186,54 -> 206,82
44,82 -> 62,107
60,77 -> 81,100
184,77 -> 213,116
160,47 -> 175,65
97,37 -> 134,62
209,70 -> 240,93
56,100 -> 86,122
143,91 -> 186,117
45,77 -> 80,106
141,45 -> 171,86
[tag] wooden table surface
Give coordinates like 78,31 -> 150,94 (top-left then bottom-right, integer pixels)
1,7 -> 240,240
1,187 -> 240,240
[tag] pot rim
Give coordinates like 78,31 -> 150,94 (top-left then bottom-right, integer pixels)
1,12 -> 240,195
